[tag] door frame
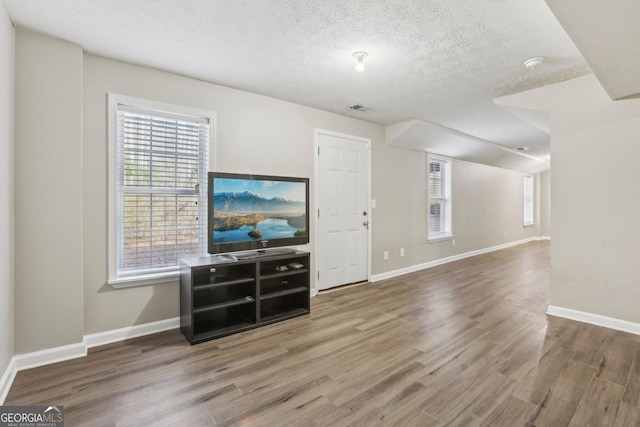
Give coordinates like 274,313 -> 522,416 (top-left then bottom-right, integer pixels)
313,128 -> 372,295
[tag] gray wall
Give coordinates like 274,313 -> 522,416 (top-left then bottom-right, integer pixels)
10,29 -> 550,352
0,1 -> 14,378
499,74 -> 640,324
82,54 -> 384,334
539,170 -> 551,237
14,30 -> 84,353
371,137 -> 544,274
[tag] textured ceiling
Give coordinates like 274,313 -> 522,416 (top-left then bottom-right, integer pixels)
545,0 -> 640,101
3,0 -> 596,169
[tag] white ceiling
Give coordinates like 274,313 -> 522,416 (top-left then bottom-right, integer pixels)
4,0 -> 632,173
545,0 -> 640,101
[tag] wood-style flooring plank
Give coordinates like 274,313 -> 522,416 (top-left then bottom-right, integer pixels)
6,241 -> 640,426
530,360 -> 597,427
623,347 -> 640,408
569,376 -> 625,427
483,394 -> 536,427
613,401 -> 640,427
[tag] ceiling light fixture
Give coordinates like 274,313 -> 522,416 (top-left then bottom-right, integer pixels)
523,56 -> 544,70
353,51 -> 368,72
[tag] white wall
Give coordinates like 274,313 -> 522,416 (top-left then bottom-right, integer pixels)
0,0 -> 15,381
14,30 -> 84,353
498,74 -> 640,324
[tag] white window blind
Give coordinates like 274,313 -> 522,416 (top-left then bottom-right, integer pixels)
428,156 -> 452,240
110,97 -> 211,284
524,174 -> 534,226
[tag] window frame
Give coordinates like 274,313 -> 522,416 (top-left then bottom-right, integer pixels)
427,155 -> 453,242
523,173 -> 534,227
107,94 -> 215,288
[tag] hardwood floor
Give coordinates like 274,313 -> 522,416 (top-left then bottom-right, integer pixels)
6,241 -> 640,426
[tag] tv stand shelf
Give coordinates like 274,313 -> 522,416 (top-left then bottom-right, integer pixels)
193,276 -> 254,290
180,250 -> 310,344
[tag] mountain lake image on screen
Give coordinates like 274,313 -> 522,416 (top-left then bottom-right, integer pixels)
211,176 -> 307,246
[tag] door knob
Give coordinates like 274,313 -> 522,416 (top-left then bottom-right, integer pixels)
363,220 -> 369,229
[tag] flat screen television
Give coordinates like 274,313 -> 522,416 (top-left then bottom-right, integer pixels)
208,172 -> 309,255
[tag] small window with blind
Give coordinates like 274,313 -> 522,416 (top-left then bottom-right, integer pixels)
523,174 -> 534,226
108,94 -> 214,287
427,155 -> 453,241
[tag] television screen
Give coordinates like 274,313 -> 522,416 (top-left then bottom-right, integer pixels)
208,172 -> 309,255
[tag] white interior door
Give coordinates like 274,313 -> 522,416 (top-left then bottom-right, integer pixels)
316,130 -> 370,290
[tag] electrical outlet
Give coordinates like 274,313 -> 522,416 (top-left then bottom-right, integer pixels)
383,251 -> 389,260
400,248 -> 405,257
452,239 -> 456,247
504,231 -> 508,237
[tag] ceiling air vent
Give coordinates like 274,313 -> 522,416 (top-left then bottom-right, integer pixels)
348,104 -> 372,112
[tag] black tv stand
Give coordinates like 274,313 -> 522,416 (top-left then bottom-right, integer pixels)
179,250 -> 310,344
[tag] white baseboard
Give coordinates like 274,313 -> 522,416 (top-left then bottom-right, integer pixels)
0,358 -> 16,406
13,342 -> 87,372
0,316 -> 180,404
0,342 -> 87,405
84,317 -> 179,349
371,236 -> 548,282
547,305 -> 640,336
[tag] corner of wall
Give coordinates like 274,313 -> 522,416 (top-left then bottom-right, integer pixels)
14,29 -> 84,354
0,0 -> 16,406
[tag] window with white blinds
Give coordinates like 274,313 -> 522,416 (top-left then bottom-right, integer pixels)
427,156 -> 452,240
523,174 -> 534,226
108,95 -> 213,286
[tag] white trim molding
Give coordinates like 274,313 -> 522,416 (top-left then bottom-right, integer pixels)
13,342 -> 87,372
547,305 -> 640,336
0,342 -> 87,404
371,236 -> 547,282
84,317 -> 179,348
0,317 -> 180,404
0,358 -> 16,405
